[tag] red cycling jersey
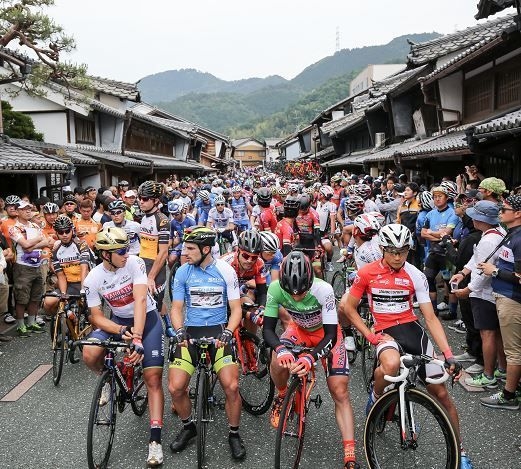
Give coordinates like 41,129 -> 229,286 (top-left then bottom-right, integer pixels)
258,206 -> 277,232
275,218 -> 296,249
349,260 -> 431,332
221,251 -> 266,286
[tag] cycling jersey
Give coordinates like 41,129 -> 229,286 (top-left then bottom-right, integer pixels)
316,200 -> 337,233
332,186 -> 343,208
230,196 -> 250,225
295,208 -> 320,246
265,279 -> 337,332
172,258 -> 240,326
275,218 -> 296,249
354,236 -> 382,270
103,219 -> 141,255
492,226 -> 521,303
338,198 -> 354,226
74,218 -> 101,249
258,207 -> 277,232
41,222 -> 57,262
169,216 -> 196,252
207,207 -> 234,230
83,255 -> 156,318
1,217 -> 16,249
139,211 -> 169,261
261,249 -> 283,285
52,239 -> 90,283
423,206 -> 459,237
349,260 -> 431,332
194,199 -> 213,225
221,251 -> 266,287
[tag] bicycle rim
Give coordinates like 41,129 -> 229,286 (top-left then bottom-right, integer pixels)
130,364 -> 149,416
196,370 -> 210,469
238,331 -> 275,415
274,378 -> 306,469
87,370 -> 117,469
52,315 -> 66,386
331,271 -> 346,301
364,388 -> 460,469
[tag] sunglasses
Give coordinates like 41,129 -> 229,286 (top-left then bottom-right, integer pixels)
139,196 -> 152,202
64,202 -> 76,206
110,210 -> 124,216
111,246 -> 130,255
215,203 -> 225,206
383,247 -> 409,256
56,229 -> 72,235
240,251 -> 259,261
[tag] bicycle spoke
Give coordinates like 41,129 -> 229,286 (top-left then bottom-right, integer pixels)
130,364 -> 149,416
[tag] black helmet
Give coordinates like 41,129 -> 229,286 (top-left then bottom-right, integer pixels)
182,227 -> 216,246
138,180 -> 164,199
283,196 -> 300,218
299,194 -> 311,211
238,230 -> 262,254
257,187 -> 272,207
54,215 -> 74,231
280,251 -> 314,295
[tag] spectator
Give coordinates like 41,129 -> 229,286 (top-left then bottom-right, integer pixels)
478,177 -> 506,204
74,199 -> 101,250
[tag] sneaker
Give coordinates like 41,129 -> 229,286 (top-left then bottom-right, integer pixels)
465,363 -> 484,374
35,315 -> 46,326
325,261 -> 333,272
147,441 -> 163,467
99,382 -> 111,406
436,302 -> 449,311
480,391 -> 520,410
439,312 -> 457,321
448,320 -> 467,334
16,325 -> 29,338
464,373 -> 498,389
228,433 -> 246,461
23,312 -> 28,319
3,313 -> 15,324
26,323 -> 45,334
344,336 -> 356,352
494,369 -> 507,381
170,422 -> 196,453
460,453 -> 474,469
270,395 -> 284,428
453,351 -> 475,362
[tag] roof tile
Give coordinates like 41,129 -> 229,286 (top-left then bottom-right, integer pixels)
473,108 -> 521,134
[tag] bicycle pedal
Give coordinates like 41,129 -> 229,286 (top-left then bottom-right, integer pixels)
310,394 -> 323,409
189,388 -> 196,399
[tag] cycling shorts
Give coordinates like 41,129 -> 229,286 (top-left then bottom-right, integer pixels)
169,324 -> 237,375
375,321 -> 443,382
88,309 -> 165,369
280,322 -> 349,377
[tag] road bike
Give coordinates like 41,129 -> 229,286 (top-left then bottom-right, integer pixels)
274,345 -> 323,469
294,245 -> 328,281
331,256 -> 356,300
216,230 -> 233,255
42,292 -> 92,386
364,354 -> 460,469
71,338 -> 148,469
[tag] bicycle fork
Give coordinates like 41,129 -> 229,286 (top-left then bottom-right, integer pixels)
398,384 -> 419,450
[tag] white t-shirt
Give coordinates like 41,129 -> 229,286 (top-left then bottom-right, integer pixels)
316,200 -> 337,232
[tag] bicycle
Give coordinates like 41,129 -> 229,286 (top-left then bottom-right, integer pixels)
216,230 -> 233,255
71,338 -> 148,469
364,354 -> 460,469
274,344 -> 323,469
331,255 -> 356,300
293,245 -> 328,281
167,258 -> 181,302
236,303 -> 274,415
42,292 -> 92,386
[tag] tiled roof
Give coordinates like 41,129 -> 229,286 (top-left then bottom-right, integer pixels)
89,76 -> 140,101
125,151 -> 207,171
473,108 -> 521,135
0,140 -> 70,172
9,139 -> 98,166
73,146 -> 150,167
324,141 -> 414,167
400,129 -> 470,157
322,111 -> 366,136
408,12 -> 517,65
475,0 -> 515,19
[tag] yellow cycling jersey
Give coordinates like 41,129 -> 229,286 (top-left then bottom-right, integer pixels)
139,211 -> 169,260
51,239 -> 90,283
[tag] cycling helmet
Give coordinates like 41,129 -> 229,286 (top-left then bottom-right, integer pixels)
354,183 -> 372,200
353,213 -> 380,238
238,230 -> 262,254
283,196 -> 301,218
108,200 -> 126,212
303,187 -> 315,195
319,185 -> 334,199
179,181 -> 189,189
299,194 -> 312,211
183,226 -> 216,246
378,224 -> 413,249
138,180 -> 164,199
257,187 -> 272,207
198,190 -> 210,201
280,251 -> 314,295
232,185 -> 242,193
330,175 -> 341,183
118,180 -> 129,187
53,215 -> 74,231
368,211 -> 385,227
42,202 -> 59,214
95,227 -> 129,251
313,182 -> 322,190
222,188 -> 230,196
346,195 -> 365,214
168,201 -> 182,215
288,184 -> 299,194
431,185 -> 448,197
277,187 -> 288,196
440,180 -> 458,200
5,195 -> 21,206
260,231 -> 280,252
418,191 -> 434,210
214,195 -> 226,205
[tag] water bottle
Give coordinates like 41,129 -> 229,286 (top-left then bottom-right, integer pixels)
66,305 -> 77,325
123,355 -> 134,390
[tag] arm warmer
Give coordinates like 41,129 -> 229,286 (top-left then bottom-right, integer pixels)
256,283 -> 267,307
262,316 -> 282,349
311,323 -> 337,361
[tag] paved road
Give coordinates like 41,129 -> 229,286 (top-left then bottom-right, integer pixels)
0,268 -> 520,468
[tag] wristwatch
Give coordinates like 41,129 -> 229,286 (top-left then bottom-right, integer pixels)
491,268 -> 499,277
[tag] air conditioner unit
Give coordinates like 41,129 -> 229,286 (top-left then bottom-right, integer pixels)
375,133 -> 386,148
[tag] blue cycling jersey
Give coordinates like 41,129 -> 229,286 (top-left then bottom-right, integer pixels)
230,196 -> 250,223
338,198 -> 353,226
492,227 -> 521,304
172,259 -> 241,326
169,216 -> 196,252
261,249 -> 283,285
195,199 -> 213,225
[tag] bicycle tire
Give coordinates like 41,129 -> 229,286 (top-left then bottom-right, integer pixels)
238,330 -> 274,415
331,270 -> 346,301
364,388 -> 460,469
274,377 -> 306,469
130,364 -> 149,416
87,370 -> 117,469
167,261 -> 180,302
360,338 -> 375,393
196,370 -> 210,469
52,315 -> 66,386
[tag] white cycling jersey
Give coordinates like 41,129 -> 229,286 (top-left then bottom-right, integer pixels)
103,219 -> 141,255
354,236 -> 382,270
83,255 -> 156,318
208,207 -> 234,229
316,200 -> 337,232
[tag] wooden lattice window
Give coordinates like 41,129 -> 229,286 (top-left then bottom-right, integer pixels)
464,76 -> 493,119
496,68 -> 521,109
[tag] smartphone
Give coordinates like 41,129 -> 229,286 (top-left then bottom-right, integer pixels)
450,282 -> 459,292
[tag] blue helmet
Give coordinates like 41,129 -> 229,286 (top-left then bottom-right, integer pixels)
168,201 -> 182,215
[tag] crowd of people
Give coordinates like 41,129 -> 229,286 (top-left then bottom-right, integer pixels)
0,163 -> 520,468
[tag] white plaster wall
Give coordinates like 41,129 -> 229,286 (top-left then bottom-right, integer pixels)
285,141 -> 301,161
439,71 -> 463,122
30,112 -> 68,144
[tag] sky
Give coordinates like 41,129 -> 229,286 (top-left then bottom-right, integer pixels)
45,0 -> 515,83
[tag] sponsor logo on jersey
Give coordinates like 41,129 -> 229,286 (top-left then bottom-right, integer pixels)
395,278 -> 410,286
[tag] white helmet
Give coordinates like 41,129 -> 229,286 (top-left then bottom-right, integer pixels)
260,231 -> 280,252
418,191 -> 434,210
440,180 -> 458,200
214,195 -> 226,205
319,185 -> 334,198
353,213 -> 380,237
368,211 -> 385,227
378,224 -> 413,249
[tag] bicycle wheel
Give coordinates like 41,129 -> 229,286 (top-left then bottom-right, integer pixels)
195,370 -> 210,469
360,339 -> 375,393
52,315 -> 66,386
331,271 -> 346,301
274,378 -> 306,469
130,364 -> 149,416
364,388 -> 460,469
87,370 -> 117,469
238,330 -> 274,415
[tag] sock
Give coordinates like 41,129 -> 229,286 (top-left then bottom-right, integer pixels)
276,385 -> 287,398
503,388 -> 516,400
150,419 -> 162,444
182,417 -> 193,428
17,318 -> 25,328
342,439 -> 356,463
229,425 -> 239,435
449,302 -> 457,315
26,315 -> 35,326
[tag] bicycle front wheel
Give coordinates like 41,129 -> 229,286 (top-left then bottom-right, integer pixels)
332,270 -> 346,301
274,378 -> 306,469
130,364 -> 149,416
360,338 -> 375,393
87,370 -> 117,469
196,370 -> 210,469
364,388 -> 460,469
238,330 -> 275,415
52,315 -> 66,386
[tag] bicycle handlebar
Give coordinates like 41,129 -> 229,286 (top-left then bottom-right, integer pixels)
42,292 -> 86,301
70,338 -> 132,353
383,354 -> 449,385
283,343 -> 314,357
189,337 -> 218,346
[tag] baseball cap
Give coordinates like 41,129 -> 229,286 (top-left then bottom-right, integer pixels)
466,200 -> 500,225
479,177 -> 506,195
124,190 -> 136,198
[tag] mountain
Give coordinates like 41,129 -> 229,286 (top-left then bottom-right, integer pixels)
138,32 -> 442,137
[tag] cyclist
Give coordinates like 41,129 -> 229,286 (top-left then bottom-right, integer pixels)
263,251 -> 358,469
316,185 -> 336,272
41,202 -> 60,291
295,193 -> 323,278
103,200 -> 141,255
341,224 -> 473,469
275,196 -> 300,256
336,195 -> 365,261
259,231 -> 283,285
167,201 -> 196,269
138,181 -> 169,313
207,194 -> 236,250
273,187 -> 288,221
256,187 -> 278,232
230,185 -> 252,233
74,199 -> 101,250
82,227 -> 165,467
351,213 -> 382,270
192,190 -> 213,226
168,227 -> 246,461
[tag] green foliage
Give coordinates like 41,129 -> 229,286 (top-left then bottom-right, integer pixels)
1,100 -> 43,140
